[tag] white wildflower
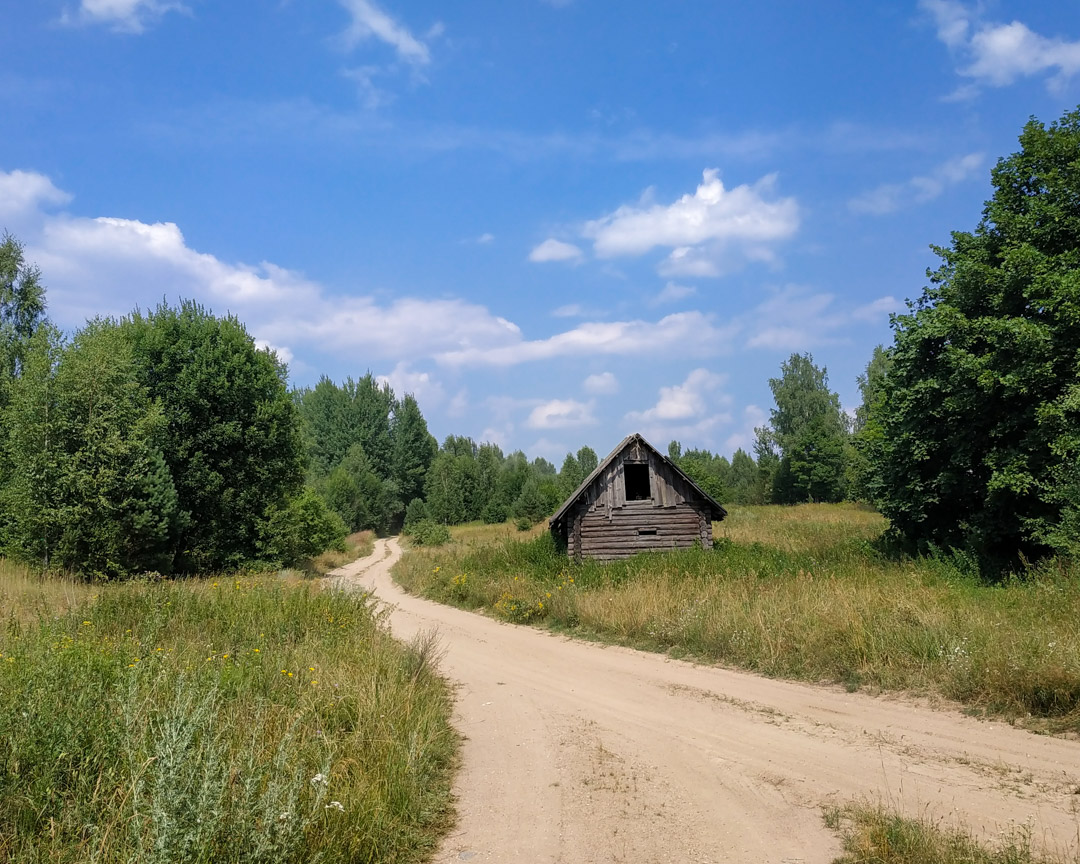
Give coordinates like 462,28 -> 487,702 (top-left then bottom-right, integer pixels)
310,772 -> 328,788
325,800 -> 345,813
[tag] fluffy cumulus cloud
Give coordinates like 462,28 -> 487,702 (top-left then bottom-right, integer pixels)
338,0 -> 432,66
625,368 -> 733,443
0,170 -> 71,223
582,169 -> 798,277
529,238 -> 584,263
61,0 -> 187,32
922,0 -> 1080,93
849,152 -> 984,214
526,398 -> 597,430
582,371 -> 618,395
5,169 -> 523,367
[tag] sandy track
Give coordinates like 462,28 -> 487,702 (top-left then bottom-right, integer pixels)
331,539 -> 1080,863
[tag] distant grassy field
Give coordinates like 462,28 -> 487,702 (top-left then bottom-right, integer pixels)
0,557 -> 456,864
393,504 -> 1080,732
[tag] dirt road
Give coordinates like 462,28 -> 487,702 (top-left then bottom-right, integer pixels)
332,539 -> 1080,863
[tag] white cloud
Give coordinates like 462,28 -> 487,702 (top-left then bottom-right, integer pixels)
529,238 -> 584,263
582,169 -> 798,277
624,369 -> 733,447
253,339 -> 294,366
338,0 -> 432,66
0,170 -> 72,223
4,170 -> 524,366
921,0 -> 1080,91
476,232 -> 494,244
651,281 -> 697,306
626,368 -> 728,423
582,371 -> 618,395
61,0 -> 187,33
849,152 -> 983,214
526,398 -> 597,430
375,361 -> 445,406
437,311 -> 737,367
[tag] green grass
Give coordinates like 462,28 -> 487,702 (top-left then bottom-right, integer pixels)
393,503 -> 1080,732
0,564 -> 457,863
825,804 -> 1078,864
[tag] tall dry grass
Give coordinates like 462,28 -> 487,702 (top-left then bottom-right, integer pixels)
0,564 -> 456,863
825,804 -> 1079,864
393,504 -> 1080,732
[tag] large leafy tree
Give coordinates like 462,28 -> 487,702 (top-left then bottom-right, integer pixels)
766,353 -> 848,503
869,108 -> 1080,567
2,323 -> 182,576
121,301 -> 304,570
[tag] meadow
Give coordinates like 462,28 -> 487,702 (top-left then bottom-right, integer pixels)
394,503 -> 1080,733
0,555 -> 456,864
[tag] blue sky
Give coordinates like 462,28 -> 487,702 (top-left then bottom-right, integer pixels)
3,1 -> 1080,461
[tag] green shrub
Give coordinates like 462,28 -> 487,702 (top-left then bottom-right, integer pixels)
409,520 -> 451,547
258,487 -> 347,566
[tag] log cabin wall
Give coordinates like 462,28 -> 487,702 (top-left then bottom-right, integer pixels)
569,442 -> 715,561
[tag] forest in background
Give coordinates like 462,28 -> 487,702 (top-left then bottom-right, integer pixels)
2,106 -> 1080,579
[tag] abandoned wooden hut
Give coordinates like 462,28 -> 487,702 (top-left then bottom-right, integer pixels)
549,433 -> 727,561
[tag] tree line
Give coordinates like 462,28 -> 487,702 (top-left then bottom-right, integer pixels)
2,106 -> 1078,578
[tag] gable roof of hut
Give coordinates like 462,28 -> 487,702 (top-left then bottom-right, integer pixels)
549,433 -> 728,533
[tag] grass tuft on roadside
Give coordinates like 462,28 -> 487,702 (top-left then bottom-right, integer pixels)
825,804 -> 1077,864
0,564 -> 456,864
393,504 -> 1080,732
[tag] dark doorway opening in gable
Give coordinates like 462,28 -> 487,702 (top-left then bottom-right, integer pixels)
624,463 -> 651,501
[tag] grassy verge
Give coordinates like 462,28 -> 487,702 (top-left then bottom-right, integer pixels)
0,560 -> 456,864
826,804 -> 1078,864
393,504 -> 1080,733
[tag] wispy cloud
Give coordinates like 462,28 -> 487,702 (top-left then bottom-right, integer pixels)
582,371 -> 618,395
849,152 -> 983,214
743,284 -> 900,350
650,281 -> 697,306
921,0 -> 1080,93
437,312 -> 737,367
60,0 -> 187,33
338,0 -> 432,66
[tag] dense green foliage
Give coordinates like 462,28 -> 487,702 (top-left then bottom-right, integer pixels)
122,303 -> 307,571
667,441 -> 763,504
296,377 -> 436,535
759,353 -> 849,504
0,283 -> 327,576
867,108 -> 1080,570
0,569 -> 456,863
